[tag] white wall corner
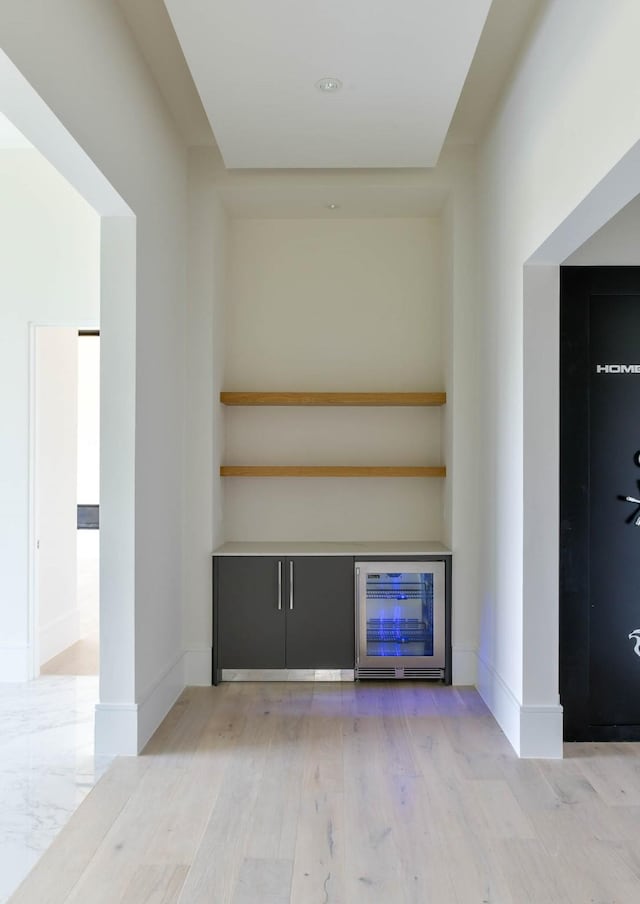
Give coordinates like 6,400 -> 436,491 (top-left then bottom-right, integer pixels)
136,652 -> 186,752
95,702 -> 139,757
95,651 -> 200,757
476,653 -> 523,756
184,645 -> 212,686
0,644 -> 31,682
519,704 -> 564,758
452,646 -> 477,685
96,654 -> 185,757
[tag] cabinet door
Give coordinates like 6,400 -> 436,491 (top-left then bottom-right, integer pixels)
285,557 -> 354,668
217,557 -> 285,668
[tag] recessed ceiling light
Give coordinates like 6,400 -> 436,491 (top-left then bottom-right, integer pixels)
327,203 -> 340,210
315,77 -> 342,93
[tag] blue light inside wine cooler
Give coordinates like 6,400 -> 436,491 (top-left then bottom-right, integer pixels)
365,571 -> 434,656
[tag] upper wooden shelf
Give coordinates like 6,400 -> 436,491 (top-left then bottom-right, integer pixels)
220,466 -> 446,478
220,391 -> 446,407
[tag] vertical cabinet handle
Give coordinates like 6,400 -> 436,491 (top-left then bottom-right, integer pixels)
355,567 -> 360,660
289,561 -> 294,610
277,560 -> 283,610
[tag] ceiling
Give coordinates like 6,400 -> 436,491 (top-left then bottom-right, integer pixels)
163,0 -> 492,169
118,0 -> 542,168
1,1 -> 544,217
113,0 -> 543,214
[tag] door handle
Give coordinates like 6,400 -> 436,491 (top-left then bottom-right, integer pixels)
277,560 -> 283,610
289,561 -> 294,610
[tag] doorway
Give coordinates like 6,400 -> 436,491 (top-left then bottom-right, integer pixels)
34,327 -> 100,678
560,266 -> 640,740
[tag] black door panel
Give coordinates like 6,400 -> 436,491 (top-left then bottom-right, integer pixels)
561,268 -> 640,739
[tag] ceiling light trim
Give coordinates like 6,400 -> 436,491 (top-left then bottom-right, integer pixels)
315,77 -> 343,93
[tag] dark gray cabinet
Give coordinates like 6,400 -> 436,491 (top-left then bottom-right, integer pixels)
213,555 -> 355,681
285,557 -> 355,668
217,556 -> 285,669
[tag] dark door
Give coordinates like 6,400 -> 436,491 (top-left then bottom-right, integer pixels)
560,267 -> 640,740
285,557 -> 355,668
217,556 -> 285,669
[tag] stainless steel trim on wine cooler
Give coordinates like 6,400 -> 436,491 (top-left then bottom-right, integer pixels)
356,667 -> 445,680
354,566 -> 360,666
355,560 -> 447,679
221,669 -> 355,682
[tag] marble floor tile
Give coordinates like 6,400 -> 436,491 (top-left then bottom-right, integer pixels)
0,675 -> 112,903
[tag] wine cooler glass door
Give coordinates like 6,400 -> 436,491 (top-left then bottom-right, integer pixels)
356,562 -> 446,668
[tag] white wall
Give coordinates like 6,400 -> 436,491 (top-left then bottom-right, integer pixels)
224,217 -> 445,541
0,150 -> 98,681
182,147 -> 228,685
36,327 -> 80,666
441,157 -> 480,685
476,0 -> 640,755
0,1 -> 189,753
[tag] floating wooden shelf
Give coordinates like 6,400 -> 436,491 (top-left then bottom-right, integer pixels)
220,393 -> 446,479
220,466 -> 446,478
220,391 -> 446,407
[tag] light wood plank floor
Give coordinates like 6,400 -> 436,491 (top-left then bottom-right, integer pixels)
9,683 -> 640,903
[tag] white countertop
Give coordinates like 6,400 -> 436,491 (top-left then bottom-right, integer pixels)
212,541 -> 451,556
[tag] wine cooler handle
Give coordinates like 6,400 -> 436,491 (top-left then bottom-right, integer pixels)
277,560 -> 283,610
289,561 -> 294,610
354,566 -> 360,652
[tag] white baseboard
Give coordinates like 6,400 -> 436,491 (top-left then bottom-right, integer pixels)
95,651 -> 186,756
476,653 -> 563,758
452,646 -> 477,685
40,609 -> 80,665
520,703 -> 563,758
95,702 -> 139,756
184,645 -> 212,685
0,644 -> 31,681
136,652 -> 186,752
94,648 -> 201,757
477,653 -> 525,756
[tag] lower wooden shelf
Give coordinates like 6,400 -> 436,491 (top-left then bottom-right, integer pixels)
220,466 -> 446,478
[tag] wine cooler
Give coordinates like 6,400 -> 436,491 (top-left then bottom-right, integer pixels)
355,560 -> 449,680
